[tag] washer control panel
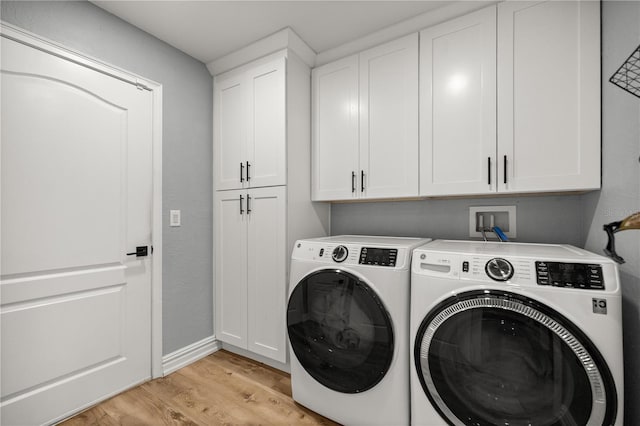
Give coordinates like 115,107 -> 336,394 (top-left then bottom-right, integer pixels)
294,240 -> 417,269
359,247 -> 398,267
536,262 -> 604,290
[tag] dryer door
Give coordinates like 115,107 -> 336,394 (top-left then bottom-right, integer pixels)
414,290 -> 617,426
287,269 -> 394,393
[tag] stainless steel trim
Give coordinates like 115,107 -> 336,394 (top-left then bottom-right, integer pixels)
418,295 -> 607,426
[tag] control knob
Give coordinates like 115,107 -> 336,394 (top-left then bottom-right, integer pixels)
332,245 -> 348,263
485,258 -> 514,282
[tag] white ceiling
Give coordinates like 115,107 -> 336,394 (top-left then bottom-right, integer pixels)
90,1 -> 455,64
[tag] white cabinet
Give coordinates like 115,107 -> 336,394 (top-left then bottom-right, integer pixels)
215,189 -> 248,349
420,7 -> 497,196
214,57 -> 286,190
311,56 -> 359,201
312,33 -> 419,201
215,187 -> 286,362
420,1 -> 600,197
213,51 -> 329,365
497,0 -> 600,193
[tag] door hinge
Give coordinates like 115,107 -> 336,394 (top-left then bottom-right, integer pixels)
135,81 -> 151,91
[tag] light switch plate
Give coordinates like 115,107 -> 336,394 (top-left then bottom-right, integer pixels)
170,210 -> 181,227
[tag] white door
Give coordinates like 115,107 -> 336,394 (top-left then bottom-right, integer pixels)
247,186 -> 287,363
360,33 -> 419,199
247,58 -> 286,188
1,36 -> 152,425
497,0 -> 600,193
214,72 -> 247,190
312,55 -> 359,201
420,6 -> 497,196
214,189 -> 248,348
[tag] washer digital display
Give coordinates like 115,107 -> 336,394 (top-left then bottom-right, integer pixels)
359,247 -> 397,266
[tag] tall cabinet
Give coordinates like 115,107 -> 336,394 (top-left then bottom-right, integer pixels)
213,51 -> 329,364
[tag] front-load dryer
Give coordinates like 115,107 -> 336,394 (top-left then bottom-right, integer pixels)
410,240 -> 623,426
288,235 -> 430,425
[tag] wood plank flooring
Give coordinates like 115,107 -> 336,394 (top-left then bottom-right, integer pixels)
61,350 -> 339,425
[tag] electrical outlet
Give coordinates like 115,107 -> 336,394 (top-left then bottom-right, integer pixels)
469,206 -> 516,239
170,210 -> 181,227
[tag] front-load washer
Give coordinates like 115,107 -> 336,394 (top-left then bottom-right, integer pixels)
410,240 -> 623,426
287,235 -> 430,425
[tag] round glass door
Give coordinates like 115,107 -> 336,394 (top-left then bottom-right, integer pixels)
287,269 -> 394,393
414,290 -> 617,426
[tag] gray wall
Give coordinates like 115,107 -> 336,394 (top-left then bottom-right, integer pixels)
332,194 -> 585,244
583,1 -> 640,423
0,0 -> 214,355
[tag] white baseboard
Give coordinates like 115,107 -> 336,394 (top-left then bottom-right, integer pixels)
221,343 -> 290,374
162,335 -> 221,376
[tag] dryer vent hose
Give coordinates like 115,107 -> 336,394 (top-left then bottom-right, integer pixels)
603,211 -> 640,264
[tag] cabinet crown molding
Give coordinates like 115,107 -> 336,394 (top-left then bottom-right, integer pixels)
207,27 -> 315,76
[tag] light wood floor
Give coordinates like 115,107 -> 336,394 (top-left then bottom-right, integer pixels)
61,350 -> 339,425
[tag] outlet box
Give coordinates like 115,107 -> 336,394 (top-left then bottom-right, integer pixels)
469,206 -> 516,239
170,210 -> 181,227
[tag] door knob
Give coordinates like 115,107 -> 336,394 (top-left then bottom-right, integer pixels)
126,246 -> 148,257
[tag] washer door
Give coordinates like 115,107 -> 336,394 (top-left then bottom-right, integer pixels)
414,290 -> 617,426
287,269 -> 394,393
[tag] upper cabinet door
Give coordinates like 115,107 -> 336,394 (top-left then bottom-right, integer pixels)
360,33 -> 419,199
214,73 -> 247,190
497,1 -> 600,193
214,56 -> 287,191
312,55 -> 360,201
247,58 -> 286,188
420,7 -> 497,196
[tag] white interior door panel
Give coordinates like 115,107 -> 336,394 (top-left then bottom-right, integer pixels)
1,35 -> 152,425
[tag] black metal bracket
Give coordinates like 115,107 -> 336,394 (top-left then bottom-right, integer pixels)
603,221 -> 624,264
603,212 -> 640,264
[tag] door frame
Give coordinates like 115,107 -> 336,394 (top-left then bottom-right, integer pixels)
0,22 -> 164,379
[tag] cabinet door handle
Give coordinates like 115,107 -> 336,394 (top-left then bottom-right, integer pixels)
361,170 -> 365,192
351,171 -> 356,193
503,155 -> 507,184
240,162 -> 244,183
247,195 -> 251,214
239,194 -> 244,215
246,161 -> 251,182
488,157 -> 492,185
